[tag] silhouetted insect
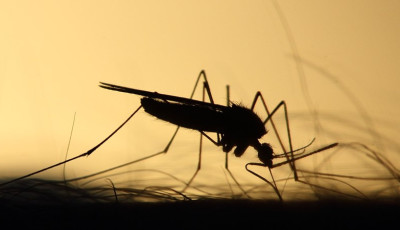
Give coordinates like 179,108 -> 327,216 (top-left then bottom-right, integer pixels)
99,70 -> 337,200
0,70 -> 336,201
100,77 -> 273,167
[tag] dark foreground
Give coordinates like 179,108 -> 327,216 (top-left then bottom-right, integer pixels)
1,199 -> 399,229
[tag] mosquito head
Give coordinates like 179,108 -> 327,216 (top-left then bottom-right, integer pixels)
255,142 -> 273,167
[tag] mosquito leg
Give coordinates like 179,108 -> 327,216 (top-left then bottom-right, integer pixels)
67,70 -> 213,191
181,132 -> 203,192
160,70 -> 216,158
245,143 -> 339,201
191,70 -> 221,143
60,128 -> 182,184
179,71 -> 245,196
0,105 -> 143,188
181,72 -> 218,192
245,163 -> 282,201
151,70 -> 217,158
197,130 -> 249,196
218,84 -> 250,197
250,92 -> 297,180
182,71 -> 248,195
141,71 -> 213,192
225,85 -> 230,169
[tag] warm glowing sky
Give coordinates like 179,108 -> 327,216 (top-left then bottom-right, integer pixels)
1,1 -> 399,194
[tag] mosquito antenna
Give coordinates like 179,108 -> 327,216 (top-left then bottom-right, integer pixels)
0,105 -> 142,188
274,138 -> 315,158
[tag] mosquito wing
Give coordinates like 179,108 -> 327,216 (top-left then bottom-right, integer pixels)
99,82 -> 227,110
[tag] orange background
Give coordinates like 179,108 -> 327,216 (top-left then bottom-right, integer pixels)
1,1 -> 399,199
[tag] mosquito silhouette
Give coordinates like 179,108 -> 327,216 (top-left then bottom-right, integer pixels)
99,70 -> 337,199
0,70 -> 337,201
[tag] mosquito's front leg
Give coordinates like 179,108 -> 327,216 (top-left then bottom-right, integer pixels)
245,162 -> 283,201
250,92 -> 297,180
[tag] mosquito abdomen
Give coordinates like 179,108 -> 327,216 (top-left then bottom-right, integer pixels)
141,97 -> 225,133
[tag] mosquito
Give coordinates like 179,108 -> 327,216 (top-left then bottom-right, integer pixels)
99,70 -> 338,200
0,70 -> 336,201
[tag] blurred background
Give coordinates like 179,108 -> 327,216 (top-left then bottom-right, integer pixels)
1,0 -> 399,201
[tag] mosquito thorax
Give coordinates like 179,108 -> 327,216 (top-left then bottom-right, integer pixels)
227,104 -> 267,139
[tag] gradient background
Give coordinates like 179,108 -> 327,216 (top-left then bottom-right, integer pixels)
1,1 -> 399,200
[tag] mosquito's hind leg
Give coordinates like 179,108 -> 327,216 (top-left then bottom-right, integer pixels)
246,162 -> 283,201
0,105 -> 144,188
